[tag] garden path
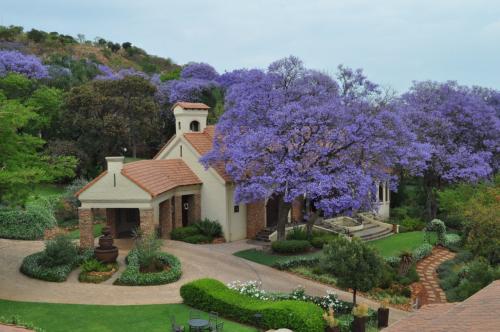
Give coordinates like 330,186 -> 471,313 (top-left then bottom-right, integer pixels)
415,247 -> 455,305
0,325 -> 32,331
0,238 -> 410,325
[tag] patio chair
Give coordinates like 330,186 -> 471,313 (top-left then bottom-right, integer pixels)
207,312 -> 218,330
189,310 -> 202,320
170,315 -> 184,332
211,322 -> 223,332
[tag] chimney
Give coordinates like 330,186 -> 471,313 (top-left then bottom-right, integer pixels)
105,156 -> 125,172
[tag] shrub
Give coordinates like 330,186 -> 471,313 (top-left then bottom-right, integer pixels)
115,249 -> 181,286
286,227 -> 308,241
444,233 -> 461,249
400,217 -> 426,231
81,258 -> 109,273
411,243 -> 433,261
310,234 -> 337,249
194,218 -> 222,238
134,232 -> 163,270
273,256 -> 320,270
79,259 -> 117,283
170,225 -> 200,240
183,234 -> 212,244
0,198 -> 57,240
40,235 -> 78,267
180,278 -> 325,332
272,240 -> 311,254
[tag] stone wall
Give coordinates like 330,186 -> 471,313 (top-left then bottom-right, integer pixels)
159,199 -> 172,239
246,201 -> 266,238
174,195 -> 182,228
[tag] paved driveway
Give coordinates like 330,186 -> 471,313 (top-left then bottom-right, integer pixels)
0,239 -> 409,324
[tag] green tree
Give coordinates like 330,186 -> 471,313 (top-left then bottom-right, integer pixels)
0,93 -> 76,206
321,237 -> 384,305
0,73 -> 34,100
27,86 -> 64,139
63,76 -> 160,176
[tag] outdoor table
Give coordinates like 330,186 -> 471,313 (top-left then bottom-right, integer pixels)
188,318 -> 209,331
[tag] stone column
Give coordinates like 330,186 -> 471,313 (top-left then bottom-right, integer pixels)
78,208 -> 94,249
106,208 -> 117,238
174,195 -> 183,228
246,201 -> 266,238
139,208 -> 155,235
159,200 -> 172,239
193,193 -> 201,222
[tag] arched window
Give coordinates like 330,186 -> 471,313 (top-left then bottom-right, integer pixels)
189,120 -> 200,132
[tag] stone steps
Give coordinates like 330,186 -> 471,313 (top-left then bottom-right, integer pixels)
351,222 -> 393,241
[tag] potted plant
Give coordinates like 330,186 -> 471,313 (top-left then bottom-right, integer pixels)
323,307 -> 340,332
377,299 -> 390,328
352,303 -> 369,332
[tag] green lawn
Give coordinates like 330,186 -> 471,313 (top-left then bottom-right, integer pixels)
67,223 -> 104,240
0,300 -> 257,332
29,184 -> 65,201
368,231 -> 436,257
233,248 -> 322,266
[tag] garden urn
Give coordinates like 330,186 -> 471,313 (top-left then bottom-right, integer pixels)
378,307 -> 389,328
352,316 -> 366,332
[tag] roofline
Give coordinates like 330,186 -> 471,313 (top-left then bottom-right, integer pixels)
75,171 -> 108,197
153,134 -> 177,159
172,101 -> 210,110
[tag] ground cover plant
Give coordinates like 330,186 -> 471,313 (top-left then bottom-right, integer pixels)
0,315 -> 45,332
181,278 -> 325,332
0,300 -> 256,332
114,233 -> 181,285
20,235 -> 93,282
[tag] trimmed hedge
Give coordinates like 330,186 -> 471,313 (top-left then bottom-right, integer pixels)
115,249 -> 182,286
180,278 -> 324,332
310,234 -> 337,249
170,225 -> 199,241
183,234 -> 212,244
273,256 -> 320,270
271,240 -> 311,254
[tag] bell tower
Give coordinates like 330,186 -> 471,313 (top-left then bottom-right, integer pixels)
172,102 -> 209,135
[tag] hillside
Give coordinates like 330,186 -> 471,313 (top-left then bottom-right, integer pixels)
0,25 -> 179,75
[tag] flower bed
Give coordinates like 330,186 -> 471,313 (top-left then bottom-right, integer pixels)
180,278 -> 325,332
78,258 -> 118,284
114,249 -> 181,286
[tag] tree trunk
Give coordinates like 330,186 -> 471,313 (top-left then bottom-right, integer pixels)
353,288 -> 357,306
424,172 -> 439,221
276,195 -> 291,241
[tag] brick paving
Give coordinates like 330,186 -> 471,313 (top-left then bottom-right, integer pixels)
415,247 -> 455,305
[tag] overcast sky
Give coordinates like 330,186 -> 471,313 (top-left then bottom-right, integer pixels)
3,0 -> 500,91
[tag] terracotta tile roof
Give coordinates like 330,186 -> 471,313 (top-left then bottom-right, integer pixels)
173,102 -> 210,110
184,126 -> 231,182
384,280 -> 500,332
121,159 -> 202,197
75,171 -> 108,197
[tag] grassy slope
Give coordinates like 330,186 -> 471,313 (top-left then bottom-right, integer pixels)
368,231 -> 436,257
234,249 -> 322,267
0,300 -> 257,332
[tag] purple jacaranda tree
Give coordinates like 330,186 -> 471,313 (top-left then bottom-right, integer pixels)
202,56 -> 428,239
180,62 -> 219,81
0,50 -> 49,79
398,81 -> 500,220
94,65 -> 149,81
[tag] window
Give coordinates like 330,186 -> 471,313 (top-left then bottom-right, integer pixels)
180,145 -> 183,157
233,205 -> 239,213
189,120 -> 200,132
379,185 -> 384,202
178,121 -> 181,130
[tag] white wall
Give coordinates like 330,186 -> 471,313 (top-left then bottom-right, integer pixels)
173,106 -> 208,135
160,138 -> 231,240
226,185 -> 247,241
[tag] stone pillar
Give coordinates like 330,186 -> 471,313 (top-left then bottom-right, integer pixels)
193,193 -> 201,222
159,200 -> 172,239
139,208 -> 155,235
291,197 -> 304,223
174,195 -> 183,228
78,208 -> 94,249
246,201 -> 266,239
106,208 -> 117,238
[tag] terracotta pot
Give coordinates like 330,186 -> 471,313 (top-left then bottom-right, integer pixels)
325,326 -> 340,332
378,308 -> 389,328
352,316 -> 366,332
